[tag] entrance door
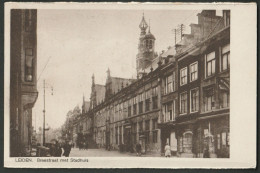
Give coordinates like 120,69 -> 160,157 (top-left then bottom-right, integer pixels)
124,128 -> 132,152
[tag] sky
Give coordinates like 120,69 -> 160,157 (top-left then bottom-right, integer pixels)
32,9 -> 223,131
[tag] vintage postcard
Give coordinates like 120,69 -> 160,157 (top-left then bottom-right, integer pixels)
4,2 -> 256,168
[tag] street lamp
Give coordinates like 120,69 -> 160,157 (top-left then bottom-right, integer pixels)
42,80 -> 53,146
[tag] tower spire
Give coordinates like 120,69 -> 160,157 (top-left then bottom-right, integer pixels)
107,68 -> 111,78
92,74 -> 95,86
148,19 -> 151,33
139,12 -> 148,35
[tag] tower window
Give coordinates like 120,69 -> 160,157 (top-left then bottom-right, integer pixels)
149,40 -> 153,49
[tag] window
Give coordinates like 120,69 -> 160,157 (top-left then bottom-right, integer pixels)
139,94 -> 143,114
190,88 -> 199,112
139,101 -> 143,114
145,98 -> 150,112
132,123 -> 137,144
165,74 -> 174,94
128,106 -> 131,117
223,10 -> 230,27
164,101 -> 175,122
145,90 -> 150,112
149,40 -> 153,49
146,40 -> 149,49
145,120 -> 150,131
204,87 -> 215,111
152,118 -> 158,130
180,92 -> 187,114
180,67 -> 187,86
205,51 -> 216,77
152,96 -> 158,109
25,10 -> 33,32
219,90 -> 229,108
138,121 -> 143,132
221,44 -> 230,71
133,104 -> 137,115
25,48 -> 33,82
133,96 -> 137,115
152,87 -> 158,96
119,126 -> 122,145
190,62 -> 198,82
115,127 -> 118,144
153,131 -> 158,143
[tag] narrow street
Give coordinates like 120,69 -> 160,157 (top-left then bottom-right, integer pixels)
69,148 -> 162,157
69,148 -> 135,157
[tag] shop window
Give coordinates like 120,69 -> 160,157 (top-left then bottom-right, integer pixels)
132,123 -> 137,144
138,121 -> 143,132
115,127 -> 118,144
183,132 -> 193,153
119,126 -> 122,145
190,62 -> 198,82
180,92 -> 187,114
204,87 -> 215,111
145,131 -> 150,143
221,44 -> 230,71
153,131 -> 158,143
190,88 -> 199,112
180,67 -> 187,86
205,51 -> 216,78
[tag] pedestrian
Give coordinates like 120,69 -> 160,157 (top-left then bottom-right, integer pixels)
203,145 -> 210,158
63,141 -> 71,157
85,141 -> 88,150
164,143 -> 171,158
55,142 -> 62,157
49,142 -> 56,157
136,142 -> 142,156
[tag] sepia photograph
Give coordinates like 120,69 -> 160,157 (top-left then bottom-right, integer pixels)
4,2 -> 256,168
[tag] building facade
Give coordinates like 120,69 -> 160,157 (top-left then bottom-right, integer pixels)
66,10 -> 230,157
10,9 -> 38,156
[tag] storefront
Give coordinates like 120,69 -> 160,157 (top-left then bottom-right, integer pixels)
196,114 -> 230,158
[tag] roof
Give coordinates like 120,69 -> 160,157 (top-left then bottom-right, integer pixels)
110,77 -> 136,93
95,84 -> 105,104
161,46 -> 176,58
144,32 -> 156,40
83,101 -> 90,112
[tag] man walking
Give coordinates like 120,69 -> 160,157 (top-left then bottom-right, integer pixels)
63,141 -> 71,157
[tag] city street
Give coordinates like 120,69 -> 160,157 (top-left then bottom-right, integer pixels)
69,148 -> 162,157
69,148 -> 135,157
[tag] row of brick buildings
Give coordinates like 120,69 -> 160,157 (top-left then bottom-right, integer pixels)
66,10 -> 230,158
